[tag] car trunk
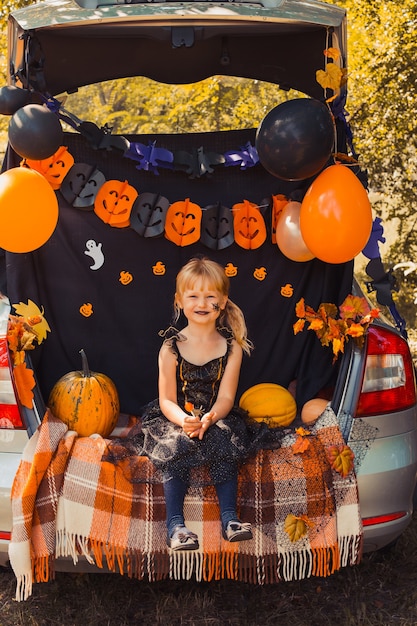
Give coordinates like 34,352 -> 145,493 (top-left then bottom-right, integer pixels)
2,0 -> 352,420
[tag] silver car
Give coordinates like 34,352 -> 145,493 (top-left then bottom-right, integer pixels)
1,0 -> 416,570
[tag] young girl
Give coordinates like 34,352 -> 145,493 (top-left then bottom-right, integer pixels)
105,257 -> 258,550
155,256 -> 254,550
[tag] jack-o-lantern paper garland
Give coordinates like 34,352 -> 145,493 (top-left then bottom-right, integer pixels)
18,145 -> 369,264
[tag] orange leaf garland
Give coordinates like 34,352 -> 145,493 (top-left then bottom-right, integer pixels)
293,295 -> 379,361
13,361 -> 35,408
327,444 -> 355,477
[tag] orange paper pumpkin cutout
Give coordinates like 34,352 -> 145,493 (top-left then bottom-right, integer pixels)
225,263 -> 238,277
233,200 -> 266,250
94,179 -> 138,228
271,194 -> 288,244
22,146 -> 74,190
165,198 -> 202,246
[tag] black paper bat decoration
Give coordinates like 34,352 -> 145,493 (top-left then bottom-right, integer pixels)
78,121 -> 130,152
173,147 -> 225,178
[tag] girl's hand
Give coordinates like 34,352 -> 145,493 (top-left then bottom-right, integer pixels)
183,414 -> 201,438
197,410 -> 216,440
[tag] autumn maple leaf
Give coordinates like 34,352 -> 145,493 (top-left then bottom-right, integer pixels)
308,319 -> 324,332
293,318 -> 305,335
346,323 -> 366,338
292,427 -> 311,454
327,445 -> 355,477
12,300 -> 51,343
339,295 -> 370,320
295,298 -> 306,319
323,47 -> 340,61
284,513 -> 315,542
13,361 -> 35,408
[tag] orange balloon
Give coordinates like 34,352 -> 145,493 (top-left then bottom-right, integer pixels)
0,168 -> 58,252
300,164 -> 372,264
276,201 -> 315,262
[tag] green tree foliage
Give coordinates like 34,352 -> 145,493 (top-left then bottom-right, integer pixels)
63,76 -> 291,135
327,0 -> 417,324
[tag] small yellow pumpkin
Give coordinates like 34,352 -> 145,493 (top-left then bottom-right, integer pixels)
48,349 -> 120,437
239,383 -> 297,428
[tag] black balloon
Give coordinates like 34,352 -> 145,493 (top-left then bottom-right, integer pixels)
0,86 -> 31,116
8,104 -> 63,160
255,99 -> 335,181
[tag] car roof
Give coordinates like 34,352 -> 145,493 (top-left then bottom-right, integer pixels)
7,0 -> 346,98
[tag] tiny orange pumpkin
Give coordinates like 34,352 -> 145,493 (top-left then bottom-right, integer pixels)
48,349 -> 120,437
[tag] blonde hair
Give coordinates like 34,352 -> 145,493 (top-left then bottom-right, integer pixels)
174,257 -> 253,355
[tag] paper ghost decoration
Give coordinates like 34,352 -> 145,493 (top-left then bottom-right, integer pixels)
130,192 -> 169,237
200,204 -> 234,250
84,239 -> 105,270
61,163 -> 106,209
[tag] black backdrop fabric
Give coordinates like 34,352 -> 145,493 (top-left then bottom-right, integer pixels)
2,130 -> 354,414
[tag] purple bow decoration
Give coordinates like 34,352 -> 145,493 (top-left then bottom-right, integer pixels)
224,142 -> 259,169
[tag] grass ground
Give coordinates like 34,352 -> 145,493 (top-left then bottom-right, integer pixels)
1,511 -> 417,626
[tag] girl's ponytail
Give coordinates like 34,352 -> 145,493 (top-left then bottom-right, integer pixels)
219,299 -> 253,355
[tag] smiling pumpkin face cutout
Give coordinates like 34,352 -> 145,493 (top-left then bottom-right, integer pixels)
233,200 -> 267,250
165,198 -> 202,246
94,179 -> 138,228
61,163 -> 106,210
22,146 -> 74,190
201,204 -> 234,250
130,192 -> 169,237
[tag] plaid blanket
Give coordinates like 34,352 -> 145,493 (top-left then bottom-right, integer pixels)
9,407 -> 362,601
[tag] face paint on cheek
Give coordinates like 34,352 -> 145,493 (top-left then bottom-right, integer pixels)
212,303 -> 220,312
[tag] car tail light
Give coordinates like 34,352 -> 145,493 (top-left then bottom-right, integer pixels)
0,336 -> 24,429
362,511 -> 407,526
356,326 -> 417,417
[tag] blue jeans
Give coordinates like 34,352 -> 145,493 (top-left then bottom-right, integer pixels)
164,474 -> 238,538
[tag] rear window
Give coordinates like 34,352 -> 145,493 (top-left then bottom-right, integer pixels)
59,76 -> 303,135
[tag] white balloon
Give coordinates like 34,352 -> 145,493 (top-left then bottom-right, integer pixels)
276,201 -> 315,262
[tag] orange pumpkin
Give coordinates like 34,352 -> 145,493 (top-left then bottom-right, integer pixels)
48,349 -> 120,437
301,398 -> 329,425
239,383 -> 297,427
